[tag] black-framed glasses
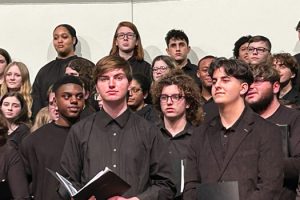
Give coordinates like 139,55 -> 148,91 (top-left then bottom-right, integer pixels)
248,47 -> 270,54
152,66 -> 168,73
160,94 -> 185,103
116,32 -> 136,40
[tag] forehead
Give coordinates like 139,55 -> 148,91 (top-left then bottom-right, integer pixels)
168,38 -> 187,45
53,26 -> 71,35
248,41 -> 268,48
56,83 -> 83,93
2,96 -> 20,104
100,68 -> 126,77
7,65 -> 20,72
199,58 -> 214,68
161,84 -> 181,94
212,67 -> 228,77
117,26 -> 134,33
240,43 -> 249,49
131,79 -> 141,87
0,55 -> 5,61
153,60 -> 167,67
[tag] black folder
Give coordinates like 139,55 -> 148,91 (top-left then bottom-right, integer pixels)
197,181 -> 239,200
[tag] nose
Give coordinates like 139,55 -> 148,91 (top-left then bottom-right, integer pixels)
128,89 -> 133,96
70,96 -> 78,104
8,105 -> 12,111
166,96 -> 173,105
108,78 -> 115,88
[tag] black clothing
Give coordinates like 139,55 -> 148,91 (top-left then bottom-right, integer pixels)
31,55 -> 78,117
80,105 -> 96,120
135,104 -> 160,124
159,122 -> 195,200
266,105 -> 300,199
293,53 -> 300,91
181,60 -> 201,87
280,87 -> 300,105
0,142 -> 30,200
8,123 -> 30,147
60,109 -> 176,199
184,107 -> 284,200
21,122 -> 70,200
202,97 -> 219,123
128,56 -> 151,79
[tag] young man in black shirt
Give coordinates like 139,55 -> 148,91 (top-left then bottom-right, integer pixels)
60,55 -> 176,200
183,58 -> 283,200
246,64 -> 300,199
21,76 -> 84,200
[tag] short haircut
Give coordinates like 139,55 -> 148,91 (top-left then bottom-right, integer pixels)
151,69 -> 203,126
54,24 -> 78,50
165,29 -> 189,46
0,48 -> 11,64
198,55 -> 216,67
52,75 -> 83,94
250,63 -> 280,84
94,55 -> 132,84
208,58 -> 254,86
66,58 -> 95,93
0,92 -> 29,125
233,35 -> 252,58
248,35 -> 272,51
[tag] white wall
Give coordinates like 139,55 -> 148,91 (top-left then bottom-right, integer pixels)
0,0 -> 299,81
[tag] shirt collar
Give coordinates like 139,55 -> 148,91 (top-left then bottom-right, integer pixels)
98,108 -> 131,128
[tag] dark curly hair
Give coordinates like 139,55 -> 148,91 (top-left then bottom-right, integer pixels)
151,69 -> 203,126
233,35 -> 252,59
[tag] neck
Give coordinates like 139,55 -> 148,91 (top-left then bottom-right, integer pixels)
258,97 -> 280,119
177,59 -> 188,69
201,87 -> 212,101
55,115 -> 78,127
8,123 -> 19,135
279,82 -> 293,98
57,52 -> 75,59
0,74 -> 3,84
163,114 -> 187,137
102,100 -> 128,119
219,99 -> 245,128
119,50 -> 134,61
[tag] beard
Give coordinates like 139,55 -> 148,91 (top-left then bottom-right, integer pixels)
248,90 -> 274,114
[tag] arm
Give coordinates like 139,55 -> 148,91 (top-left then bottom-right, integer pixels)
136,126 -> 176,200
249,124 -> 284,200
31,71 -> 43,118
7,146 -> 30,200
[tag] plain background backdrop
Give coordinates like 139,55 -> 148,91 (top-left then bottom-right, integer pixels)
1,0 -> 299,81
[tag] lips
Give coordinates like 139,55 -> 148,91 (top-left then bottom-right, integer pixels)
68,106 -> 80,112
107,90 -> 118,95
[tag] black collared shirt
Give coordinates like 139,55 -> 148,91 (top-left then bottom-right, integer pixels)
182,60 -> 201,87
127,56 -> 151,79
60,109 -> 176,199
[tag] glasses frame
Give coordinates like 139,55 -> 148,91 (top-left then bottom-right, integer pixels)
160,94 -> 185,103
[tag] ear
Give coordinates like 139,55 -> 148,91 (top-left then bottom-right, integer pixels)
143,92 -> 149,99
197,70 -> 200,78
186,103 -> 190,109
291,73 -> 296,79
240,82 -> 249,96
73,37 -> 77,45
84,91 -> 90,100
273,81 -> 280,94
166,48 -> 170,55
187,46 -> 191,54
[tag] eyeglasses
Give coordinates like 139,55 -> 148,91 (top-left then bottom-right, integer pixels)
129,87 -> 142,94
160,94 -> 185,103
116,32 -> 136,40
248,47 -> 270,54
152,66 -> 168,72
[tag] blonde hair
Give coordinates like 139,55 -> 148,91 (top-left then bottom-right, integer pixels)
31,107 -> 51,132
0,61 -> 32,117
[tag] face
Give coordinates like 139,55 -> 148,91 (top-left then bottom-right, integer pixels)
1,96 -> 21,120
96,69 -> 130,105
238,43 -> 249,62
0,55 -> 8,76
128,79 -> 146,110
115,26 -> 138,54
273,59 -> 295,84
166,38 -> 190,63
245,78 -> 278,112
248,41 -> 270,65
5,65 -> 22,91
53,26 -> 75,58
152,60 -> 171,81
160,84 -> 188,121
48,92 -> 59,121
197,58 -> 214,88
65,66 -> 79,76
212,67 -> 247,106
55,83 -> 84,119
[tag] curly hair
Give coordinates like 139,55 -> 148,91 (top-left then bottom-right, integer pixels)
151,69 -> 203,126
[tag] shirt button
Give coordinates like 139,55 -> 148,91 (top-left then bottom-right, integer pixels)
113,164 -> 117,168
113,133 -> 117,136
224,134 -> 227,138
113,148 -> 117,152
169,151 -> 172,154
